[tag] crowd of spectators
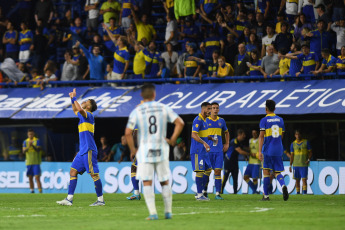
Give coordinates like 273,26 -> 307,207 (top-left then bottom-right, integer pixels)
1,0 -> 345,87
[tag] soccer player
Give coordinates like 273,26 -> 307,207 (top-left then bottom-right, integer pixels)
222,129 -> 249,194
258,99 -> 289,201
191,102 -> 212,201
22,129 -> 42,193
204,102 -> 229,200
127,127 -> 141,200
57,89 -> 104,206
244,129 -> 261,194
125,84 -> 184,220
289,130 -> 312,194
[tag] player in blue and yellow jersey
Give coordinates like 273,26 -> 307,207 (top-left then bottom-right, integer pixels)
289,130 -> 312,194
312,48 -> 337,75
203,102 -> 229,200
127,126 -> 141,200
222,129 -> 249,194
258,99 -> 289,201
336,46 -> 345,74
191,102 -> 212,201
244,130 -> 261,194
23,129 -> 42,193
57,89 -> 104,206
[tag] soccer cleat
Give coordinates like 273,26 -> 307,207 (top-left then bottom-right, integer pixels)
196,195 -> 210,201
260,196 -> 270,201
215,195 -> 224,200
89,200 -> 105,206
194,193 -> 198,199
203,192 -> 208,198
282,185 -> 289,201
30,191 -> 35,194
146,214 -> 158,220
56,198 -> 73,206
165,213 -> 172,219
126,194 -> 141,200
253,191 -> 260,194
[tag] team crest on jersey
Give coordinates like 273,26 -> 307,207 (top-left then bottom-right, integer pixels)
218,122 -> 222,127
195,124 -> 199,128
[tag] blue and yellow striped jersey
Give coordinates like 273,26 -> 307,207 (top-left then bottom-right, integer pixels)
249,59 -> 262,76
113,46 -> 130,74
336,55 -> 345,73
190,114 -> 208,154
206,116 -> 228,153
122,0 -> 136,18
322,54 -> 336,70
204,36 -> 221,59
78,111 -> 97,155
259,113 -> 285,157
297,52 -> 319,74
19,30 -> 33,51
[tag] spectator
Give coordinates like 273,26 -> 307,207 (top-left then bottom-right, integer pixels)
217,55 -> 234,77
261,45 -> 279,78
279,0 -> 299,24
2,21 -> 18,61
239,27 -> 251,46
331,19 -> 345,55
0,58 -> 25,83
78,49 -> 89,80
200,29 -> 223,60
300,0 -> 316,24
261,24 -> 276,57
22,129 -> 42,193
18,22 -> 33,63
132,41 -> 145,79
34,0 -> 54,26
103,17 -> 121,53
304,19 -> 331,60
234,10 -> 250,37
177,43 -> 189,78
76,40 -> 107,80
293,13 -> 313,41
256,0 -> 271,20
333,0 -> 345,22
246,49 -> 262,76
287,42 -> 302,77
174,0 -> 196,20
143,41 -> 163,78
88,34 -> 105,55
314,4 -> 331,31
60,50 -> 78,81
273,22 -> 293,52
39,68 -> 57,90
272,48 -> 290,77
100,0 -> 121,25
275,11 -> 286,34
224,33 -> 238,67
336,46 -> 345,74
254,12 -> 267,40
161,43 -> 178,77
85,0 -> 100,32
163,0 -> 175,20
29,68 -> 41,88
179,16 -> 199,52
312,48 -> 336,75
98,136 -> 111,162
70,17 -> 87,44
173,137 -> 187,161
164,14 -> 178,49
200,0 -> 221,18
188,50 -> 220,77
6,136 -> 23,161
246,33 -> 260,54
119,0 -> 138,29
125,22 -> 137,46
132,11 -> 157,43
31,27 -> 48,74
234,43 -> 250,76
184,42 -> 202,78
108,135 -> 130,162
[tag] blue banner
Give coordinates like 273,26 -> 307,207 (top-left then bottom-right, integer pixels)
1,80 -> 345,118
1,161 -> 344,195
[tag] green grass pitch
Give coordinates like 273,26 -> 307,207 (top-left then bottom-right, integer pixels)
1,194 -> 344,230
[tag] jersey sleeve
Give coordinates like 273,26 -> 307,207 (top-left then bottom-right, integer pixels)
259,118 -> 266,131
314,53 -> 319,62
222,119 -> 228,132
297,54 -> 304,60
192,119 -> 201,133
281,119 -> 285,132
165,105 -> 179,123
127,109 -> 137,130
290,142 -> 294,153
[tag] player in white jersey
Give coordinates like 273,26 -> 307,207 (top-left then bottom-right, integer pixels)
125,84 -> 184,220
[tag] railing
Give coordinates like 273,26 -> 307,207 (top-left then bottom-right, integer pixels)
1,73 -> 344,87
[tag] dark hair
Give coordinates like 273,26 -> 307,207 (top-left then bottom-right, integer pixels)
278,48 -> 288,55
295,129 -> 301,135
281,22 -> 289,28
89,99 -> 97,112
109,17 -> 116,21
321,48 -> 330,55
211,102 -> 219,106
266,99 -> 276,112
237,129 -> 245,136
28,129 -> 34,133
249,49 -> 259,62
201,102 -> 211,108
213,49 -> 220,55
292,42 -> 301,51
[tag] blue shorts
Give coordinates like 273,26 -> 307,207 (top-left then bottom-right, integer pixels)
262,155 -> 284,172
293,166 -> 308,179
71,150 -> 99,174
244,164 -> 261,179
26,165 -> 41,176
209,152 -> 223,170
191,152 -> 212,172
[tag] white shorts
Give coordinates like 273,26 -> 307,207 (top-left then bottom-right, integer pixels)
19,50 -> 30,63
109,71 -> 123,87
137,160 -> 170,182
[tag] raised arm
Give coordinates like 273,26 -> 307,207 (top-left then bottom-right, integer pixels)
69,88 -> 87,117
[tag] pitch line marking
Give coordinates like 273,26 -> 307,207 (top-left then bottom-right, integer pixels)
250,207 -> 274,212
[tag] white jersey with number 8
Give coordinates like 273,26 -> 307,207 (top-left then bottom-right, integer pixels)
127,101 -> 179,163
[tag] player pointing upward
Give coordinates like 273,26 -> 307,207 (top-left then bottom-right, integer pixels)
57,88 -> 105,206
125,84 -> 184,220
259,99 -> 289,201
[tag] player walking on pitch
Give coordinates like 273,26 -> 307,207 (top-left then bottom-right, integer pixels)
125,84 -> 184,220
57,88 -> 105,206
259,99 -> 289,201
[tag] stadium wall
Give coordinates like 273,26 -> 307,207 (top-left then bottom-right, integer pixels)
0,161 -> 344,195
